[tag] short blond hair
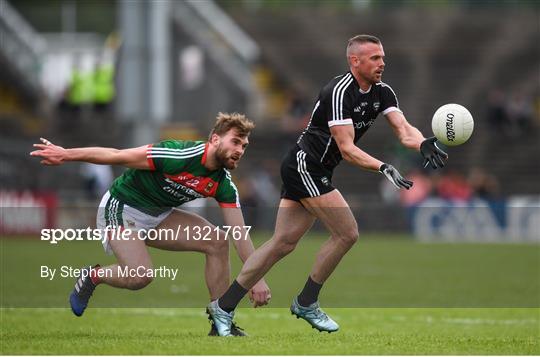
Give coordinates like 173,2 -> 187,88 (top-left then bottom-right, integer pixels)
209,112 -> 255,140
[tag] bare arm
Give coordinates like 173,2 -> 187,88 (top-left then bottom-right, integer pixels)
385,111 -> 425,151
330,123 -> 413,189
30,138 -> 151,170
221,206 -> 271,307
330,124 -> 383,171
385,111 -> 448,168
221,207 -> 257,263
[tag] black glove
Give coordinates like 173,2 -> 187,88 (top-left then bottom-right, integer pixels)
420,136 -> 448,169
379,163 -> 413,190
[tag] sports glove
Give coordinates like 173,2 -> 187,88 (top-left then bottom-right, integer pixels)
379,163 -> 413,190
420,136 -> 448,169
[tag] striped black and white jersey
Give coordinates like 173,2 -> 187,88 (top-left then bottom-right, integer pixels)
297,71 -> 402,171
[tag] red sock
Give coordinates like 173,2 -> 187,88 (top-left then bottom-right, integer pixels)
90,265 -> 102,285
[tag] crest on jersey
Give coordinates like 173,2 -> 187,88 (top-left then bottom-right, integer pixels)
204,182 -> 214,193
321,177 -> 330,186
373,102 -> 380,111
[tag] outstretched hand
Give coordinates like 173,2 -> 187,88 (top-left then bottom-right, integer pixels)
420,136 -> 448,169
30,138 -> 66,165
380,163 -> 413,190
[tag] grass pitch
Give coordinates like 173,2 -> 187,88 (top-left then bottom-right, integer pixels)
1,307 -> 538,354
1,234 -> 539,354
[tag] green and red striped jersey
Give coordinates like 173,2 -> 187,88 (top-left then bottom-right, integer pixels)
109,140 -> 240,215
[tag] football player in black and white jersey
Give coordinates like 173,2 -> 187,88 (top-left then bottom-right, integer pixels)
207,35 -> 448,336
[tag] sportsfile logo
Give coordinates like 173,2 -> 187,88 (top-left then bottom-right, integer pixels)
40,225 -> 252,244
445,113 -> 455,142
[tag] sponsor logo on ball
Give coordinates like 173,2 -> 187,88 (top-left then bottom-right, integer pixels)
445,113 -> 455,142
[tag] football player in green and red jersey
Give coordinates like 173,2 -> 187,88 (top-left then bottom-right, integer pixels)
31,112 -> 270,336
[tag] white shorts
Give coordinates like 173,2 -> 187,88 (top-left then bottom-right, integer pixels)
96,191 -> 172,255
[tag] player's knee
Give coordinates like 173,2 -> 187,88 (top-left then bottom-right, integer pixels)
206,232 -> 229,256
336,227 -> 359,246
273,236 -> 297,257
126,275 -> 153,290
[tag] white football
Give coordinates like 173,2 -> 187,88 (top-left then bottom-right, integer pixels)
431,103 -> 474,146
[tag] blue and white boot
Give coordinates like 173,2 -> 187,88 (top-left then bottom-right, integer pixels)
206,300 -> 234,337
290,297 -> 339,333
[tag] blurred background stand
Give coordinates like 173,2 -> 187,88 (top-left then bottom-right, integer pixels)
1,0 -> 538,242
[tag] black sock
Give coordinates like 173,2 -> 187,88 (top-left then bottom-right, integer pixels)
297,276 -> 323,307
218,279 -> 248,313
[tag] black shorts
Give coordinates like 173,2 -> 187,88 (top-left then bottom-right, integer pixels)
280,145 -> 335,201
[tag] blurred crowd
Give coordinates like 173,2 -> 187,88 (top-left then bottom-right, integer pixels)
381,167 -> 502,207
486,89 -> 539,137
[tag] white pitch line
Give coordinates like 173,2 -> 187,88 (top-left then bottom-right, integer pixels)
441,317 -> 539,326
1,308 -> 535,326
386,314 -> 538,326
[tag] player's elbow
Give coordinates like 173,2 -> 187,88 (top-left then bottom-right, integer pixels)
112,150 -> 132,165
339,145 -> 356,163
